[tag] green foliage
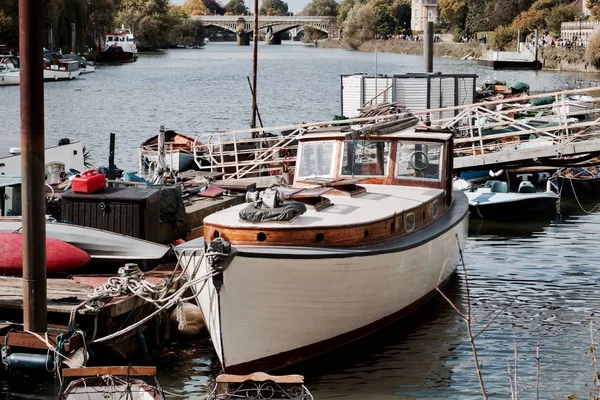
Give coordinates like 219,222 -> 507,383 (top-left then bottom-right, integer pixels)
512,8 -> 547,31
224,0 -> 247,15
169,18 -> 205,47
181,0 -> 209,15
439,0 -> 468,34
260,0 -> 289,16
0,3 -> 18,50
492,25 -> 516,50
371,0 -> 395,35
116,0 -> 172,50
338,0 -> 366,27
342,2 -> 375,49
302,0 -> 338,16
203,0 -> 225,15
546,4 -> 578,35
390,0 -> 411,34
586,32 -> 600,67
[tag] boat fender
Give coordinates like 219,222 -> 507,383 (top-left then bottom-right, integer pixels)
5,352 -> 54,369
58,138 -> 71,146
489,169 -> 504,177
170,302 -> 205,336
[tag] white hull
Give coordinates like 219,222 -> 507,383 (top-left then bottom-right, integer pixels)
553,95 -> 595,117
80,65 -> 96,74
179,212 -> 469,372
0,138 -> 86,178
0,70 -> 19,86
43,67 -> 82,81
142,151 -> 195,172
0,219 -> 169,260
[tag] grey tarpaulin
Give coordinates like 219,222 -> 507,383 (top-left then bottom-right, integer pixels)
239,201 -> 307,222
158,185 -> 186,227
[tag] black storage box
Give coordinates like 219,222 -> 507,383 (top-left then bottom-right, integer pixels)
62,187 -> 160,242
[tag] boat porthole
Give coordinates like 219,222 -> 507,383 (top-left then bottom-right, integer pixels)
257,232 -> 267,242
316,232 -> 325,242
213,230 -> 220,238
364,229 -> 369,238
406,213 -> 415,232
432,200 -> 439,218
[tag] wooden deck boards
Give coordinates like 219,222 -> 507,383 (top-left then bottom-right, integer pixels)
0,276 -> 92,313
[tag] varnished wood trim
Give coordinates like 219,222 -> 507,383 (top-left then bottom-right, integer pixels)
205,193 -> 447,247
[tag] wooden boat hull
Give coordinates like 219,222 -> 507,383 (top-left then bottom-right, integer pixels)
177,192 -> 469,373
0,219 -> 169,261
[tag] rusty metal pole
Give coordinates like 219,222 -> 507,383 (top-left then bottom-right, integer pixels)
250,0 -> 259,131
20,0 -> 47,332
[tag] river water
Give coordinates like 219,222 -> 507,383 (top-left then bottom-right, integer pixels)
3,42 -> 600,399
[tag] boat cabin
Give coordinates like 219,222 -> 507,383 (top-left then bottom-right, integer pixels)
202,119 -> 457,249
104,28 -> 137,53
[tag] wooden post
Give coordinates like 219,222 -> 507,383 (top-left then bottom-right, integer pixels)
250,0 -> 259,132
108,133 -> 116,180
20,0 -> 47,333
424,21 -> 433,73
71,23 -> 76,53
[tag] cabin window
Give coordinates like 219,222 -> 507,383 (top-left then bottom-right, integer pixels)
296,141 -> 336,179
395,141 -> 443,181
405,213 -> 415,232
340,140 -> 390,177
128,37 -> 135,42
107,36 -> 113,41
120,37 -> 125,41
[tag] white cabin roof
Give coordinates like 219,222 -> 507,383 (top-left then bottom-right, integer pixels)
204,184 -> 444,229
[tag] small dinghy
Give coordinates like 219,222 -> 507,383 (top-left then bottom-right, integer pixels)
0,218 -> 169,261
139,130 -> 196,172
0,232 -> 90,275
59,366 -> 165,400
464,179 -> 558,220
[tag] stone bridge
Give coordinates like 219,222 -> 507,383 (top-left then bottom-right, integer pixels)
192,15 -> 339,45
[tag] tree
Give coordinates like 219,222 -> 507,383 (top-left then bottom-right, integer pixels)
182,0 -> 209,15
492,25 -> 517,50
302,0 -> 339,16
390,0 -> 410,34
0,2 -> 19,50
224,0 -> 247,15
170,18 -> 205,46
546,4 -> 578,35
465,0 -> 487,34
342,2 -> 375,49
116,0 -> 172,49
512,8 -> 547,31
338,0 -> 366,26
260,0 -> 288,15
370,0 -> 396,36
439,0 -> 468,36
204,0 -> 225,15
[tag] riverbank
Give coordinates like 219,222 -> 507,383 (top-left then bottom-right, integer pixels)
317,38 -> 600,74
316,38 -> 481,60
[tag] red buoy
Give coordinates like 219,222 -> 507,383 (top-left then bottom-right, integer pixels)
0,232 -> 91,275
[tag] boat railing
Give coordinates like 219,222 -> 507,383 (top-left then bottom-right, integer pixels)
191,114 -> 407,181
190,87 -> 600,179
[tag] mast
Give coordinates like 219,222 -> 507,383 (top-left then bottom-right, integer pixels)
20,0 -> 47,331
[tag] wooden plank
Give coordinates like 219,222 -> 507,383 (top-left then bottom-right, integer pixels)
454,138 -> 600,170
5,331 -> 59,350
62,366 -> 156,378
216,372 -> 303,384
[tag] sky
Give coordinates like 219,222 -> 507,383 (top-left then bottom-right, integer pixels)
169,0 -> 311,15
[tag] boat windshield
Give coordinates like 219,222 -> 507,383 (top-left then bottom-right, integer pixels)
296,141 -> 336,179
395,141 -> 443,181
340,140 -> 390,176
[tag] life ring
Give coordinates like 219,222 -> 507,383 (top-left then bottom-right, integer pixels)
489,169 -> 504,177
409,151 -> 429,171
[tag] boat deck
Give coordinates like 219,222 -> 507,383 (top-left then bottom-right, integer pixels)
204,184 -> 444,229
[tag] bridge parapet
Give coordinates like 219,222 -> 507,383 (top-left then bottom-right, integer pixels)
193,15 -> 338,38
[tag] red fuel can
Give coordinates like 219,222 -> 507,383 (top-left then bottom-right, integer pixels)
72,170 -> 107,194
